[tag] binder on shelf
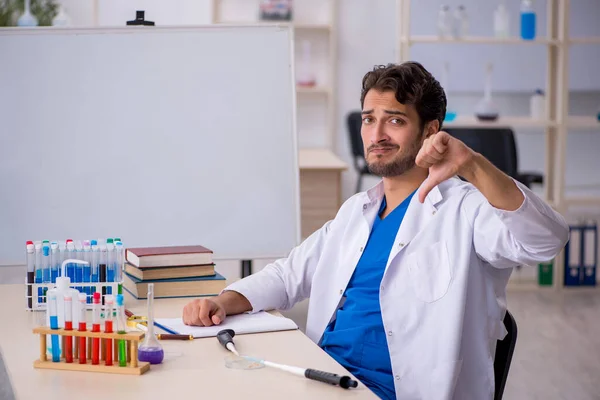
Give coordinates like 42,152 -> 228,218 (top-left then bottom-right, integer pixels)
564,222 -> 597,286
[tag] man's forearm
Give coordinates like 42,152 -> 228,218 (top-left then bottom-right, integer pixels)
460,152 -> 525,211
214,290 -> 253,315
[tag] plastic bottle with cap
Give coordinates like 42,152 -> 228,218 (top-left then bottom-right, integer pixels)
45,259 -> 84,328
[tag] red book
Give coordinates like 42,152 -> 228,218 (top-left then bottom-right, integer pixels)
125,245 -> 213,268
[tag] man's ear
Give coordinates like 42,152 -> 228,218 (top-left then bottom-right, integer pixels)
424,120 -> 440,139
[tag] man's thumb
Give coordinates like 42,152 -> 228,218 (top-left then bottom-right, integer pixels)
211,308 -> 226,325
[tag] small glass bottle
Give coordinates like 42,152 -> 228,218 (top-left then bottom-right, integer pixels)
520,0 -> 536,40
494,1 -> 510,38
437,5 -> 452,39
17,0 -> 38,27
138,283 -> 164,364
452,5 -> 468,39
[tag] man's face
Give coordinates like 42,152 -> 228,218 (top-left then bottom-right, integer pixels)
361,89 -> 424,177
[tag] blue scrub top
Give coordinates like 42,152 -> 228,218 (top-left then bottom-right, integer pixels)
320,191 -> 415,400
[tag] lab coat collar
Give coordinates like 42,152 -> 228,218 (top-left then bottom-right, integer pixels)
362,177 -> 444,211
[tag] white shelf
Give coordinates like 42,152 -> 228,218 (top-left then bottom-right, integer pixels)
567,116 -> 600,130
401,36 -> 558,45
296,85 -> 330,95
442,116 -> 556,129
565,196 -> 600,207
215,21 -> 331,31
569,37 -> 600,44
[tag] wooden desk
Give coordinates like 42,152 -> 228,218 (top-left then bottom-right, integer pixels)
0,284 -> 375,399
299,148 -> 348,238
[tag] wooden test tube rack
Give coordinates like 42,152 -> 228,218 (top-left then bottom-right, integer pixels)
33,327 -> 150,375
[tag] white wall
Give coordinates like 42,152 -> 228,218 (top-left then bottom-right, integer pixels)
49,0 -> 600,206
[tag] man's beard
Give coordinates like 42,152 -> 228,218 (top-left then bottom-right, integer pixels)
366,137 -> 422,177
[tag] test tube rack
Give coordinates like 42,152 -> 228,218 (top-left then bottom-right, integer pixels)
32,326 -> 150,375
25,280 -> 123,311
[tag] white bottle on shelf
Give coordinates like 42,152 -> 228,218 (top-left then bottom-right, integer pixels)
437,5 -> 452,39
52,5 -> 71,26
494,1 -> 510,38
530,89 -> 546,120
452,5 -> 468,39
296,40 -> 316,88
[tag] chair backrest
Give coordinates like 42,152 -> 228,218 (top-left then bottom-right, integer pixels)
347,111 -> 365,159
493,310 -> 518,400
444,128 -> 519,179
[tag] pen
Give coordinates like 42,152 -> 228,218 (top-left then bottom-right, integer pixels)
133,323 -> 193,340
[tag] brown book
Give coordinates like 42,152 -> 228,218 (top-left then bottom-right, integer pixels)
126,245 -> 213,268
124,263 -> 215,281
122,272 -> 226,299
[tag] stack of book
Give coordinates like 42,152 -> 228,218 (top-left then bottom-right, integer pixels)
122,245 -> 226,299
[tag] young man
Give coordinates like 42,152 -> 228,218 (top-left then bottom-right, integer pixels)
182,62 -> 569,399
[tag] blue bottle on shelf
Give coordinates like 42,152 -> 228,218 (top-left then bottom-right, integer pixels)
520,0 -> 536,40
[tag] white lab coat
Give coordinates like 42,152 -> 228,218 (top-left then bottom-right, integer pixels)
226,176 -> 569,399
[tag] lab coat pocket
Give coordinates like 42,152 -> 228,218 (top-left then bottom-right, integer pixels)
427,360 -> 463,400
407,241 -> 452,303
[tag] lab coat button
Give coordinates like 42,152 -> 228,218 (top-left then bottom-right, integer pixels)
360,247 -> 364,252
398,242 -> 404,247
432,210 -> 436,215
395,375 -> 400,381
388,331 -> 393,336
381,285 -> 385,291
339,289 -> 343,295
363,204 -> 367,210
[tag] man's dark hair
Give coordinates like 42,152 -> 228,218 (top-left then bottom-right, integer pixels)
360,62 -> 447,132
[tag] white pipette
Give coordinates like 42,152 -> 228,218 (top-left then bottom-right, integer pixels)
216,329 -> 358,389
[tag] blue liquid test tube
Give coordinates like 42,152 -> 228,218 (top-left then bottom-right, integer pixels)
106,239 -> 115,295
34,242 -> 42,305
75,241 -> 83,292
47,292 -> 61,362
83,241 -> 92,298
115,241 -> 124,291
90,240 -> 99,303
66,240 -> 75,282
42,246 -> 51,303
50,242 -> 59,283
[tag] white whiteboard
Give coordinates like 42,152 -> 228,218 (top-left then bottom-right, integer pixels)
0,25 -> 300,265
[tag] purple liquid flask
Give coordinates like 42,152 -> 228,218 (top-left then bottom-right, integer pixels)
138,283 -> 164,364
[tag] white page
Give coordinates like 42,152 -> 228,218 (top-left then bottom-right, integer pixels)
155,311 -> 298,338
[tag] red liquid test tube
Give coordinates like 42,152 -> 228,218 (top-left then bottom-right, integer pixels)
92,292 -> 101,365
78,293 -> 87,364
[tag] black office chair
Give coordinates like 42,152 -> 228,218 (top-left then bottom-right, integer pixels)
493,310 -> 518,400
347,111 -> 372,193
444,128 -> 543,189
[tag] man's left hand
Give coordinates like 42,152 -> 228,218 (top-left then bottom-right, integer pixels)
415,131 -> 475,203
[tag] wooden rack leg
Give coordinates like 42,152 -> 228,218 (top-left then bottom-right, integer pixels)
40,334 -> 47,361
130,340 -> 138,368
101,338 -> 106,361
61,336 -> 66,359
113,339 -> 118,361
74,336 -> 79,359
87,337 -> 92,360
127,340 -> 131,362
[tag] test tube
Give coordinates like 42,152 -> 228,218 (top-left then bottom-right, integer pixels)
42,246 -> 51,303
75,241 -> 83,291
50,242 -> 59,283
66,240 -> 75,282
91,292 -> 101,365
48,292 -> 61,362
115,241 -> 124,292
104,295 -> 114,366
106,239 -> 115,295
99,244 -> 108,301
64,294 -> 73,363
82,241 -> 91,297
26,241 -> 34,309
78,293 -> 87,364
116,294 -> 128,367
34,242 -> 42,305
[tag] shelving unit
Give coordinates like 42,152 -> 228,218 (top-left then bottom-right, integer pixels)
211,0 -> 347,239
396,0 -> 600,289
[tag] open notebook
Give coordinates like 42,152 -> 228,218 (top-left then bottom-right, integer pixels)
155,311 -> 298,338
